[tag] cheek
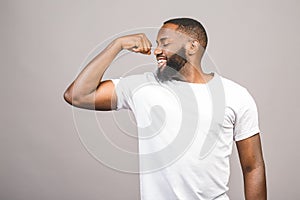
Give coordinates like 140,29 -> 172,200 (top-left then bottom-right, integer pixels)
163,50 -> 171,58
165,44 -> 184,55
163,48 -> 176,57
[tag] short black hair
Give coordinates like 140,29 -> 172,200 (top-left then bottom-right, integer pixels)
163,17 -> 208,49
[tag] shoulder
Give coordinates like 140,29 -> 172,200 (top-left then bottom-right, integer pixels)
219,75 -> 257,109
220,76 -> 248,93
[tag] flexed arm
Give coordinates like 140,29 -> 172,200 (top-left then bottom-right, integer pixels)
63,33 -> 152,111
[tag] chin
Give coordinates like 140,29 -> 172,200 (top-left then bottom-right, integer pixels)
156,65 -> 183,82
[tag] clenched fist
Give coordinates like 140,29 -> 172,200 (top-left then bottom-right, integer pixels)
117,33 -> 152,55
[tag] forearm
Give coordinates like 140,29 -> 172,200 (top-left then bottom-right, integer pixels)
243,164 -> 267,200
64,38 -> 122,101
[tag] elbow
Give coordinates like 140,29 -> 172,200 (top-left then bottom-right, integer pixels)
63,89 -> 93,109
63,90 -> 72,105
63,83 -> 95,109
63,89 -> 81,106
243,161 -> 265,175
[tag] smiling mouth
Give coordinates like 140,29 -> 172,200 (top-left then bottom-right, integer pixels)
158,60 -> 167,68
157,57 -> 167,69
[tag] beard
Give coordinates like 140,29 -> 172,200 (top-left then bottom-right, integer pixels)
156,47 -> 187,82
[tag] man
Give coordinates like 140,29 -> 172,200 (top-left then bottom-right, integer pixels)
64,18 -> 267,200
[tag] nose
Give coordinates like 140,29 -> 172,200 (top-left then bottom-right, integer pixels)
154,46 -> 163,56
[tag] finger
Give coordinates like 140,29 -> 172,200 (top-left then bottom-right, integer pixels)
145,38 -> 152,54
140,35 -> 151,54
131,40 -> 141,52
141,34 -> 151,54
140,36 -> 148,54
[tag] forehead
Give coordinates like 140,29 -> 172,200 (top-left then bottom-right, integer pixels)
156,23 -> 191,43
156,23 -> 181,41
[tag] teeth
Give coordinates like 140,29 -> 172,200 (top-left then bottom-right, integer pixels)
157,59 -> 167,68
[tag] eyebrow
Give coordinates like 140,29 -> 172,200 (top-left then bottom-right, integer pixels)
156,37 -> 169,44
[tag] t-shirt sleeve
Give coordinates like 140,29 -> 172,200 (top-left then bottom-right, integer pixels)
233,88 -> 260,141
110,77 -> 133,111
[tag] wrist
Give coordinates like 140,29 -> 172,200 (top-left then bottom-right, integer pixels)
111,37 -> 124,51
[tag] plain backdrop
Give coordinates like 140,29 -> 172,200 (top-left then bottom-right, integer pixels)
1,0 -> 299,199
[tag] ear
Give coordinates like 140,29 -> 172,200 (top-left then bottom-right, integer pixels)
186,40 -> 202,55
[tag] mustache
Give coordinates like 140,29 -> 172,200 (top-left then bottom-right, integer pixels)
155,48 -> 187,82
156,53 -> 167,60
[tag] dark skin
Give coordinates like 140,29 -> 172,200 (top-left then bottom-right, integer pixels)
63,23 -> 267,199
236,133 -> 267,200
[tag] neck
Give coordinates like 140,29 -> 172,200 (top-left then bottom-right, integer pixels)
176,63 -> 214,84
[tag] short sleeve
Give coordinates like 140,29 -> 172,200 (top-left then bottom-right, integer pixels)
110,78 -> 133,111
233,89 -> 260,141
109,72 -> 157,111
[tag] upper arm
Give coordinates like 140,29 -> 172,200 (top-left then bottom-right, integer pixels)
93,80 -> 118,111
64,80 -> 118,111
233,88 -> 260,141
236,133 -> 265,173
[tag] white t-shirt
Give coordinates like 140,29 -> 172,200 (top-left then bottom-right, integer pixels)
110,71 -> 260,200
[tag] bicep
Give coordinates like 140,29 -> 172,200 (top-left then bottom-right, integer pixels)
77,80 -> 118,111
236,133 -> 265,173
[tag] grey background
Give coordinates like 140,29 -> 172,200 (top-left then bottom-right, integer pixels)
1,0 -> 299,199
